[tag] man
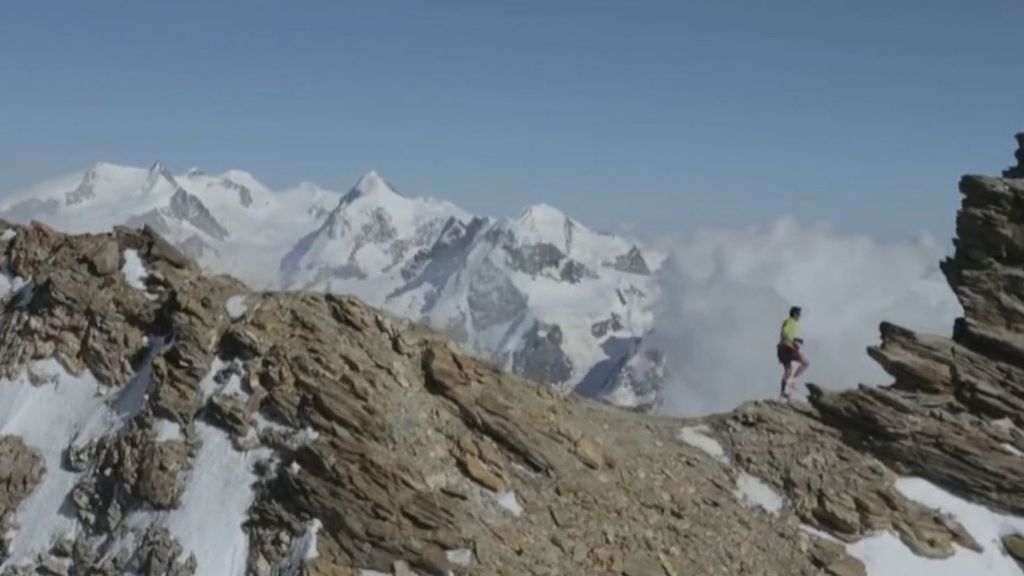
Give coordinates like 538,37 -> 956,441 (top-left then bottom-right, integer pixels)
777,306 -> 809,400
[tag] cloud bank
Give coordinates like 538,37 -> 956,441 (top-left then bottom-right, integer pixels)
645,217 -> 961,417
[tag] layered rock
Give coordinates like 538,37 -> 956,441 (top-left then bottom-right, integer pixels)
0,437 -> 43,547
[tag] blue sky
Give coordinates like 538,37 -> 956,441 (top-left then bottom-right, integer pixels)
1,0 -> 1022,241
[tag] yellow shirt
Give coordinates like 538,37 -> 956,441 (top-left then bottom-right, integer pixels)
780,318 -> 798,346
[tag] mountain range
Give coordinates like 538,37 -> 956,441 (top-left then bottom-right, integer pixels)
1,163 -> 662,407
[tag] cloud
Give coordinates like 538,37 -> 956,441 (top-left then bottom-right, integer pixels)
0,171 -> 83,208
644,216 -> 961,417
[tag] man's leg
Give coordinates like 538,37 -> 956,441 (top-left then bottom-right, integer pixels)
793,348 -> 809,379
780,362 -> 793,398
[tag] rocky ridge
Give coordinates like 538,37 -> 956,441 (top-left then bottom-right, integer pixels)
0,135 -> 1022,575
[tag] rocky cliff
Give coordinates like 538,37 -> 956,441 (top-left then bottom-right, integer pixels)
0,136 -> 1023,576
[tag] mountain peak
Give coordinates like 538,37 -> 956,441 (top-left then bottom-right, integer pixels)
519,203 -> 569,224
143,162 -> 180,195
347,170 -> 399,200
87,161 -> 138,177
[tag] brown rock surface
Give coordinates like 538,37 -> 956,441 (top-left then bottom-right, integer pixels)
0,436 -> 44,555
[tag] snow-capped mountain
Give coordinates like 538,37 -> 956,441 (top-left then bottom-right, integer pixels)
1,162 -> 339,289
283,176 -> 660,399
280,171 -> 471,300
395,204 -> 658,399
2,163 -> 661,405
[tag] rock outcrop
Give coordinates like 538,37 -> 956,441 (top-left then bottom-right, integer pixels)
1,135 -> 1024,575
0,437 -> 43,546
795,156 -> 1024,517
1004,133 -> 1024,178
0,222 -> 846,575
700,134 -> 1024,569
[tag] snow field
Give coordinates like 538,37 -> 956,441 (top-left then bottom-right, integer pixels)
0,360 -> 114,566
165,422 -> 267,576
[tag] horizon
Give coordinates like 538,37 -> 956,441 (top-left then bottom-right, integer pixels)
3,159 -> 966,252
4,1 -> 1024,243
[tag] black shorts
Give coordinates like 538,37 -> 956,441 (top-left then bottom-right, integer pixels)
777,343 -> 796,365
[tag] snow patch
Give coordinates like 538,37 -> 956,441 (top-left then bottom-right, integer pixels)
494,491 -> 523,517
0,268 -> 33,306
677,425 -> 729,464
801,524 -> 842,543
154,419 -> 183,442
165,422 -> 266,576
225,295 -> 249,320
121,249 -> 149,290
0,229 -> 16,242
847,477 -> 1024,576
0,273 -> 13,300
446,548 -> 474,566
302,520 -> 322,560
0,360 -> 116,565
733,472 -> 784,514
1001,443 -> 1024,457
279,519 -> 322,575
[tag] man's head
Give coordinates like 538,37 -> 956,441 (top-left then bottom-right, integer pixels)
789,306 -> 802,319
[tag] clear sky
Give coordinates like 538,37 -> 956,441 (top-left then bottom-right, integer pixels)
2,0 -> 1022,241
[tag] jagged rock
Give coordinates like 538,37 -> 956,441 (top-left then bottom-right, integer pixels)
0,435 -> 44,549
81,237 -> 120,276
511,322 -> 573,386
1003,534 -> 1024,565
574,438 -> 605,469
207,394 -> 252,437
461,453 -> 507,492
711,402 -> 977,556
137,439 -> 189,508
609,246 -> 651,275
807,537 -> 867,576
503,242 -> 564,276
559,259 -> 597,283
167,188 -> 230,241
590,313 -> 624,339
